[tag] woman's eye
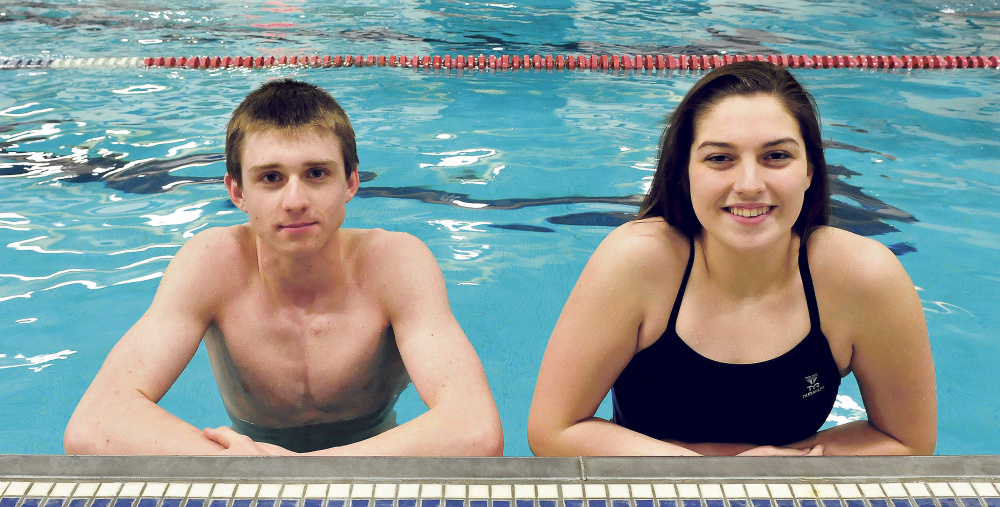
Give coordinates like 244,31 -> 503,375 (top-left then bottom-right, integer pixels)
706,154 -> 731,163
765,152 -> 792,161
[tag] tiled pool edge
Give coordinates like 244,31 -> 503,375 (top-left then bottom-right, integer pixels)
1,455 -> 999,481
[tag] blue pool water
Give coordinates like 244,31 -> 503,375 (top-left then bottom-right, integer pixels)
0,1 -> 998,456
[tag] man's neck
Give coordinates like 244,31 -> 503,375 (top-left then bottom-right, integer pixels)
253,233 -> 351,309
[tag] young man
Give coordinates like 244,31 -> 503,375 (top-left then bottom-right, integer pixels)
64,79 -> 504,456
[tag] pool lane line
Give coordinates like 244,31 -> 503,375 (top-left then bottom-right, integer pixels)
2,54 -> 998,71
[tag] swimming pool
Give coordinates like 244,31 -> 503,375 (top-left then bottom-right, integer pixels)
1,1 -> 998,457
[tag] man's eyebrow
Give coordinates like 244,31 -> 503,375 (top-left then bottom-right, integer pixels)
246,159 -> 341,172
695,137 -> 801,150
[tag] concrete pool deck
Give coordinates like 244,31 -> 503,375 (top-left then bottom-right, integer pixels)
1,456 -> 999,507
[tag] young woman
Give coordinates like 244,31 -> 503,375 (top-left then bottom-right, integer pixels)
527,61 -> 936,456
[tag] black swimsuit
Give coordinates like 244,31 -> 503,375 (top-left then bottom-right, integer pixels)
611,239 -> 841,446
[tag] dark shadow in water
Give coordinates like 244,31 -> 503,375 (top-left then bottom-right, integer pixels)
0,143 -> 918,253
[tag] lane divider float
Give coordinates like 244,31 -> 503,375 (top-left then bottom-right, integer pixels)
2,54 -> 998,71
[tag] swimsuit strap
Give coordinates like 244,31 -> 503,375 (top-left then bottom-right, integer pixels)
798,235 -> 822,328
666,238 -> 696,332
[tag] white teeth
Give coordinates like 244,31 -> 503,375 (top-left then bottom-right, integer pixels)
728,206 -> 770,218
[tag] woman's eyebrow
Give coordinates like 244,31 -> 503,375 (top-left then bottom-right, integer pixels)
695,137 -> 800,150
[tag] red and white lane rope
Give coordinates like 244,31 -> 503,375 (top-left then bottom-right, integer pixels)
3,54 -> 999,71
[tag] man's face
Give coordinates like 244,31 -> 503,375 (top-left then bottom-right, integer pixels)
225,127 -> 359,256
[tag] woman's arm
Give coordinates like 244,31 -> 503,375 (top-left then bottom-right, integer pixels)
801,228 -> 937,455
527,221 -> 705,456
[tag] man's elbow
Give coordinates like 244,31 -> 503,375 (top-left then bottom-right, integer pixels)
463,413 -> 504,456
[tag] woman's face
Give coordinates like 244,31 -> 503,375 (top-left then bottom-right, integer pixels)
687,93 -> 812,251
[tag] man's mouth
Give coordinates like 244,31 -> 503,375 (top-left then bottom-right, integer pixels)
727,206 -> 772,218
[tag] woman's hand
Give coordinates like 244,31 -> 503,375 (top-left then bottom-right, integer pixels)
737,444 -> 824,456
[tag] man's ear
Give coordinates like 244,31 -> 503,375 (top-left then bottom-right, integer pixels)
344,164 -> 360,202
224,174 -> 247,212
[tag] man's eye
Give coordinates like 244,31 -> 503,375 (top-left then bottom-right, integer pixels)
262,173 -> 280,182
309,169 -> 326,178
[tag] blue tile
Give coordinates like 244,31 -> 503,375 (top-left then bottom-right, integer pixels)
209,500 -> 229,507
612,500 -> 630,507
327,501 -> 345,507
0,499 -> 21,507
68,499 -> 90,507
822,500 -> 842,507
658,500 -> 678,507
516,501 -> 534,507
870,500 -> 890,507
846,500 -> 866,507
422,501 -> 441,507
706,500 -> 725,507
538,501 -> 556,507
635,500 -> 654,507
376,501 -> 394,507
961,499 -> 984,507
589,500 -> 608,507
682,500 -> 701,507
565,501 -> 584,507
471,500 -> 488,507
255,501 -> 276,507
233,501 -> 252,507
775,500 -> 795,507
940,499 -> 960,507
92,499 -> 113,507
115,499 -> 136,507
493,501 -> 511,507
137,498 -> 159,507
730,500 -> 748,507
399,501 -> 416,507
892,500 -> 913,507
281,500 -> 300,507
914,498 -> 936,507
161,500 -> 183,507
800,500 -> 820,507
23,499 -> 42,507
983,499 -> 1000,507
183,500 -> 205,507
751,499 -> 772,507
352,501 -> 370,507
445,500 -> 464,507
45,499 -> 66,507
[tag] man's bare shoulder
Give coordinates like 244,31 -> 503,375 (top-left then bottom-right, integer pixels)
167,224 -> 257,287
344,228 -> 435,270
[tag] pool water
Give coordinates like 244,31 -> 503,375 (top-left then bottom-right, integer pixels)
1,1 -> 998,456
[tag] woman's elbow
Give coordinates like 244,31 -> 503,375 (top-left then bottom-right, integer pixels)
63,416 -> 103,454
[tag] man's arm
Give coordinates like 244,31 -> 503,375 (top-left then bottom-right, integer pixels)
64,229 -> 252,455
300,231 -> 503,456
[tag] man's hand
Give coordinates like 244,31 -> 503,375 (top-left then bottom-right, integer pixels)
737,444 -> 824,456
203,427 -> 274,455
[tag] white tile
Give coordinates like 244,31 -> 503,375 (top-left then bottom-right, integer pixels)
420,484 -> 443,498
904,484 -> 931,498
971,483 -> 998,497
630,485 -> 654,499
234,484 -> 258,499
283,484 -> 306,498
397,485 -> 420,498
0,482 -> 9,496
491,485 -> 513,499
258,485 -> 282,498
536,485 -> 559,499
814,485 -> 838,499
373,485 -> 395,499
949,483 -> 976,497
468,486 -> 490,499
351,484 -> 373,498
790,484 -> 815,499
584,484 -> 607,498
858,484 -> 885,498
745,485 -> 769,498
607,485 -> 630,499
514,485 -> 536,499
676,484 -> 700,499
927,484 -> 953,497
188,484 -> 212,498
652,484 -> 676,498
165,484 -> 191,498
700,485 -> 724,499
97,483 -> 123,497
881,484 -> 906,498
327,485 -> 351,498
143,483 -> 168,498
444,485 -> 466,499
212,484 -> 236,498
767,485 -> 793,499
6,483 -> 31,496
120,483 -> 145,497
306,485 -> 329,499
562,484 -> 584,499
722,484 -> 745,499
836,485 -> 862,499
28,483 -> 55,497
51,483 -> 78,497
